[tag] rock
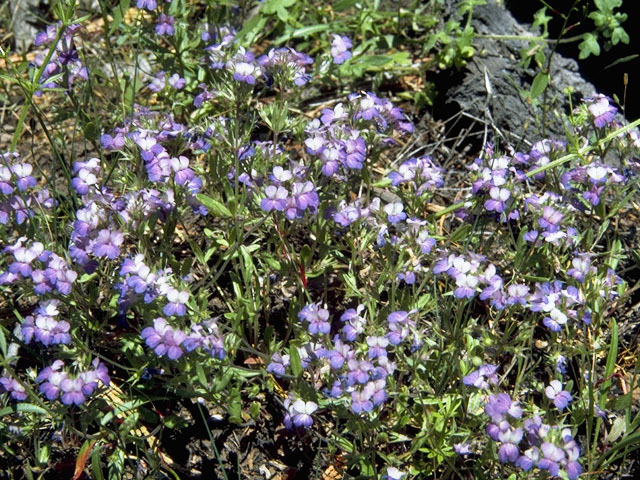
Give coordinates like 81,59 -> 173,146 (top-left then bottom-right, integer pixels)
9,0 -> 41,53
440,0 -> 598,144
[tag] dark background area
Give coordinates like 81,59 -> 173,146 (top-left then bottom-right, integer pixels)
506,0 -> 639,120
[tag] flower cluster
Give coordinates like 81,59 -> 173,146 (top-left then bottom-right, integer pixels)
258,47 -> 314,87
463,364 -> 499,389
141,317 -> 225,360
561,161 -> 625,207
388,155 -> 445,196
21,300 -> 70,346
483,392 -> 582,479
32,23 -> 88,95
36,358 -> 110,405
259,165 -> 320,220
1,237 -> 77,296
268,305 -> 422,423
304,93 -> 413,178
115,254 -> 184,314
1,152 -> 55,226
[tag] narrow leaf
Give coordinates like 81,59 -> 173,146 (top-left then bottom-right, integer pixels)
195,193 -> 232,218
530,72 -> 549,99
74,440 -> 97,480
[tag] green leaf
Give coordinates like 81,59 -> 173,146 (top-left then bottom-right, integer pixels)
450,224 -> 472,243
604,54 -> 638,69
611,27 -> 629,45
235,14 -> 268,46
195,363 -> 208,388
83,122 -> 100,141
357,55 -> 393,67
607,417 -> 627,445
578,33 -> 601,59
289,345 -> 302,377
0,326 -> 6,357
300,244 -> 312,266
0,403 -> 48,417
91,448 -> 105,480
288,24 -> 331,38
227,389 -> 243,423
163,415 -> 190,429
530,72 -> 549,99
263,0 -> 296,14
195,193 -> 232,218
334,0 -> 358,11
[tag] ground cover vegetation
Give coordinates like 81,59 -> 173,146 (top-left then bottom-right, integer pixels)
1,0 -> 640,478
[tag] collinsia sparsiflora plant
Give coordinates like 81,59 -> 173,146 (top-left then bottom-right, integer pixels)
2,2 -> 640,478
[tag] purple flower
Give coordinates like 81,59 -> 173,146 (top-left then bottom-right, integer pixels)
485,393 -> 518,423
383,467 -> 406,480
334,202 -> 361,227
321,103 -> 346,125
148,71 -> 166,92
34,24 -> 59,46
543,308 -> 568,332
506,284 -> 529,306
101,133 -> 125,151
290,399 -> 317,427
305,136 -> 325,155
366,336 -> 389,359
587,95 -> 617,128
163,288 -> 189,316
497,427 -> 523,463
567,253 -> 595,283
484,186 -> 511,213
170,156 -> 195,186
136,0 -> 156,10
60,377 -> 86,405
168,73 -> 185,89
454,442 -> 472,455
384,202 -> 406,224
463,364 -> 499,389
260,185 -> 288,212
556,355 -> 568,374
538,442 -> 565,476
258,47 -> 313,87
346,359 -> 372,386
141,317 -> 187,360
10,163 -> 37,191
340,305 -> 366,340
454,273 -> 479,299
266,353 -> 290,376
545,380 -> 572,410
330,35 -> 353,64
292,181 -> 319,212
229,61 -> 260,85
299,303 -> 331,334
516,447 -> 539,471
33,315 -> 71,346
0,376 -> 27,401
538,206 -> 563,232
92,229 -> 124,259
37,360 -> 67,400
8,241 -> 44,277
351,383 -> 374,413
155,13 -> 175,36
326,338 -> 353,369
416,230 -> 436,254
